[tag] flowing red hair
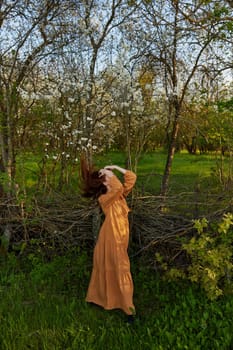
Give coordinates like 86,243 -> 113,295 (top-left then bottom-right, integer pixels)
79,156 -> 107,199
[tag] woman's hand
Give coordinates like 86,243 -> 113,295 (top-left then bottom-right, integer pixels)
99,168 -> 114,178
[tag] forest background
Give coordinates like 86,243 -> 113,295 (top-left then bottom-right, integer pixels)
0,0 -> 233,349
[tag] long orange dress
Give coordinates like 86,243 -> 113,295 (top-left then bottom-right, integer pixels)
86,170 -> 137,315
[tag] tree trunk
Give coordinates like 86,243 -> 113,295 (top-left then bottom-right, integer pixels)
160,108 -> 180,197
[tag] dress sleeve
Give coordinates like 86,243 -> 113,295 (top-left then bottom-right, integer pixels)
123,170 -> 137,197
98,175 -> 123,210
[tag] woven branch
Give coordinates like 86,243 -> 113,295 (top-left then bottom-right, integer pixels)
0,191 -> 232,260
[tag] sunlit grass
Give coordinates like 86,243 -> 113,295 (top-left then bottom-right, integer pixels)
91,150 -> 221,195
0,251 -> 233,350
15,149 -> 229,196
2,151 -> 230,349
134,151 -> 219,194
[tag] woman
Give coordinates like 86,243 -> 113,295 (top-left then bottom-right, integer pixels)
80,158 -> 137,321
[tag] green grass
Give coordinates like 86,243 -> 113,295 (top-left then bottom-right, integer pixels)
14,150 -> 231,197
0,251 -> 233,350
2,150 -> 231,349
85,150 -> 228,194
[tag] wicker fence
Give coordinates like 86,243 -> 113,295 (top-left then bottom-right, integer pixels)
0,191 -> 232,264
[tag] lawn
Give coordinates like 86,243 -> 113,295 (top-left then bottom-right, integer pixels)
15,150 -> 229,197
87,150 -> 225,194
1,150 -> 232,349
0,250 -> 233,350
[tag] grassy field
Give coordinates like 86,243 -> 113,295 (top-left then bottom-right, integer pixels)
16,150 -> 225,195
81,150 -> 226,195
0,250 -> 233,350
1,150 -> 232,349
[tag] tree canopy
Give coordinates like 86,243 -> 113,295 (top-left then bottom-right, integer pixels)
0,0 -> 232,193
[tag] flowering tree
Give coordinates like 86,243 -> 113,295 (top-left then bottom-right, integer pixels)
70,0 -> 139,163
124,0 -> 233,196
0,0 -> 76,190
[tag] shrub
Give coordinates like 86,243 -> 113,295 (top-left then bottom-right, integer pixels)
182,213 -> 233,300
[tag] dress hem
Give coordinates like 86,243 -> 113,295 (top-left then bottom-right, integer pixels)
86,299 -> 135,315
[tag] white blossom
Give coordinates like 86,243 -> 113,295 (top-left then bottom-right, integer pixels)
121,102 -> 129,108
72,130 -> 82,135
98,123 -> 105,128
